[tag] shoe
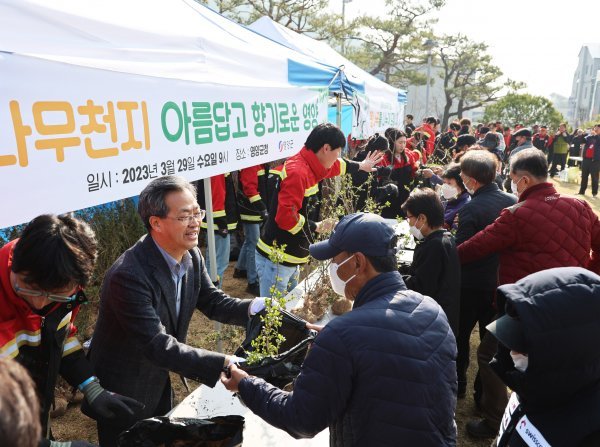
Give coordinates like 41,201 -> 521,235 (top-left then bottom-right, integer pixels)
577,192 -> 585,195
246,282 -> 260,296
233,268 -> 247,279
466,419 -> 497,439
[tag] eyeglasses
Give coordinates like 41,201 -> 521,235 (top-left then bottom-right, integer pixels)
14,282 -> 78,303
168,210 -> 206,224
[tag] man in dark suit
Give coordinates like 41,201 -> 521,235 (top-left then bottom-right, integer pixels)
89,175 -> 262,446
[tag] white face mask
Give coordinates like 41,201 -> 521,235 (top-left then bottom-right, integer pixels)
510,351 -> 529,372
464,177 -> 476,195
328,255 -> 356,297
409,219 -> 425,241
441,183 -> 459,200
511,176 -> 524,198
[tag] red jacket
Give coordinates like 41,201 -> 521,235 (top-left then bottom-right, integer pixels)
457,183 -> 600,285
238,164 -> 268,223
198,173 -> 238,231
0,241 -> 92,434
258,147 -> 360,266
378,150 -> 419,178
415,123 -> 436,157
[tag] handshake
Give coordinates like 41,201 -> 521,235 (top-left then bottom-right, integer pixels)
224,296 -> 271,368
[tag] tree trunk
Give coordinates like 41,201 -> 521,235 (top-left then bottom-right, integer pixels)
457,99 -> 465,120
441,94 -> 453,129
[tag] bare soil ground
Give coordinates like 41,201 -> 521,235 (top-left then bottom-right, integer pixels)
52,177 -> 593,446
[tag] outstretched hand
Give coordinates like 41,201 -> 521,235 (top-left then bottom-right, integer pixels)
358,150 -> 384,172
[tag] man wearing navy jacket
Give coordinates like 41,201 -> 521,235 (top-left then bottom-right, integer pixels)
223,213 -> 457,447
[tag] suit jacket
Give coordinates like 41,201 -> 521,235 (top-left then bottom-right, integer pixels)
89,234 -> 250,418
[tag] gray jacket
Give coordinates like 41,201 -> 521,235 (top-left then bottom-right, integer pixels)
89,234 -> 250,418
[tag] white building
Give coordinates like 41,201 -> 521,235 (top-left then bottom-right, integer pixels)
568,44 -> 600,126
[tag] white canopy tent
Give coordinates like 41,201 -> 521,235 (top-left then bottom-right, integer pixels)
0,0 -> 335,323
0,0 -> 335,230
249,16 -> 407,138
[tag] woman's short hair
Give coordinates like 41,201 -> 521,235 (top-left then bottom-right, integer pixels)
441,163 -> 465,191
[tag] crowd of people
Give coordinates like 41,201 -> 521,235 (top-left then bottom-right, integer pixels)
1,117 -> 600,447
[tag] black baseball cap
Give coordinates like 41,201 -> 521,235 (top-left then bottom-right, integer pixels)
486,315 -> 527,353
309,213 -> 396,260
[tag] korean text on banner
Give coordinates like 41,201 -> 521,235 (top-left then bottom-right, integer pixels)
351,91 -> 404,140
0,54 -> 329,229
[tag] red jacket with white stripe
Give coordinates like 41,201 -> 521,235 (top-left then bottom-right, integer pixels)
457,183 -> 600,285
257,147 -> 360,266
197,173 -> 239,232
238,164 -> 268,223
0,240 -> 92,435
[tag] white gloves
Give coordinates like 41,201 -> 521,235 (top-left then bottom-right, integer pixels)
249,297 -> 267,316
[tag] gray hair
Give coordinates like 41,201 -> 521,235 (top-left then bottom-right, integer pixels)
460,150 -> 498,185
138,175 -> 197,231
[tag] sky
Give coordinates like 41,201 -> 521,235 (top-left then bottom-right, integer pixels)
334,0 -> 600,99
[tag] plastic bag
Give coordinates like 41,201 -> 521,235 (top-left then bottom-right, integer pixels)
117,415 -> 244,447
234,309 -> 316,388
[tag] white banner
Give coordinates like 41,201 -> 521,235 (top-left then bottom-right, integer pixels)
0,53 -> 329,229
351,91 -> 404,140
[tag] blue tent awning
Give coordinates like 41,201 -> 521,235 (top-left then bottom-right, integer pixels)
288,59 -> 365,96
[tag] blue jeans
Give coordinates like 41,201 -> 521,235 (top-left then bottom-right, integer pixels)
235,222 -> 260,284
205,233 -> 230,285
255,250 -> 299,298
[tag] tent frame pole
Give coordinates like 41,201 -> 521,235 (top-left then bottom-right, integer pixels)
203,177 -> 222,353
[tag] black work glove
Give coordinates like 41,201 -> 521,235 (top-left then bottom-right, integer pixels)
376,182 -> 399,202
80,379 -> 144,420
215,216 -> 229,238
254,199 -> 269,221
375,165 -> 392,178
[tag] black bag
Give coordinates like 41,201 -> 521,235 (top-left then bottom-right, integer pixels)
117,415 -> 244,447
234,309 -> 316,389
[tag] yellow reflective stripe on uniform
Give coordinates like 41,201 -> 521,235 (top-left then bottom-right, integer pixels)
339,158 -> 347,175
249,194 -> 262,203
240,214 -> 263,221
57,311 -> 72,331
280,167 -> 287,180
0,330 -> 42,359
256,239 -> 309,264
227,222 -> 238,230
62,337 -> 83,357
213,210 -> 226,218
289,214 -> 305,235
304,184 -> 318,197
257,169 -> 265,176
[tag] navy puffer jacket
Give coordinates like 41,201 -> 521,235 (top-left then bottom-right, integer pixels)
238,271 -> 457,446
492,267 -> 600,446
